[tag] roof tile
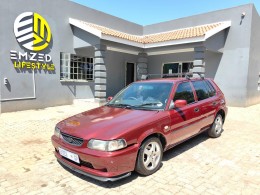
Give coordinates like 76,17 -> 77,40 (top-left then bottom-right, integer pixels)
79,20 -> 223,44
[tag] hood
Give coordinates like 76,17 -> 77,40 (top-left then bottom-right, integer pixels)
57,106 -> 159,140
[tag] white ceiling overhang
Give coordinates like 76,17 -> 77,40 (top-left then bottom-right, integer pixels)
69,18 -> 231,49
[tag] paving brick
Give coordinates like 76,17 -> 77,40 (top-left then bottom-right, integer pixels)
0,188 -> 6,193
0,101 -> 260,194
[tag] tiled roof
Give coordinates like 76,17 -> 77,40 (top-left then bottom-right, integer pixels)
78,21 -> 224,44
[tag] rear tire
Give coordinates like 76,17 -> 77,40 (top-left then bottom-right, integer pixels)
135,137 -> 163,176
208,114 -> 223,138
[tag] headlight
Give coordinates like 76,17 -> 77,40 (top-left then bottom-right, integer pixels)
54,126 -> 60,138
87,139 -> 127,151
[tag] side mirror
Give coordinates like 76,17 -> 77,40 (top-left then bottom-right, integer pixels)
107,96 -> 113,101
174,100 -> 187,108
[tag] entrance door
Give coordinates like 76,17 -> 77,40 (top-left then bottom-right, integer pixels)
126,62 -> 135,86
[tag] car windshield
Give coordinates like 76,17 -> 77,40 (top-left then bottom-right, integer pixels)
107,82 -> 173,110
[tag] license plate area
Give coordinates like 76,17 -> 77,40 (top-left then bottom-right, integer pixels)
59,147 -> 80,164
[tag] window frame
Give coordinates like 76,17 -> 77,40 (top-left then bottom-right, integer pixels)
60,52 -> 94,82
173,81 -> 196,105
191,80 -> 213,101
162,61 -> 194,78
205,80 -> 216,97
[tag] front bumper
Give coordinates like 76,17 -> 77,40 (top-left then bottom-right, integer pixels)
57,158 -> 131,182
51,135 -> 139,181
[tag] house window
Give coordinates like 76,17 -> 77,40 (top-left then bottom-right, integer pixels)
60,53 -> 94,81
163,62 -> 193,77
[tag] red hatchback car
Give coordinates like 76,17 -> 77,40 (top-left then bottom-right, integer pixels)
51,77 -> 227,181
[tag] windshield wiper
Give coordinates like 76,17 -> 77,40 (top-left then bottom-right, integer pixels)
107,103 -> 133,109
133,102 -> 163,108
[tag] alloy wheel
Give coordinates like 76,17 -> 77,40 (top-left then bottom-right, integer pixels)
214,115 -> 223,134
142,141 -> 161,170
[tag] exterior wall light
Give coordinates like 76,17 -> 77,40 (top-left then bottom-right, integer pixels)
4,78 -> 8,85
240,12 -> 246,25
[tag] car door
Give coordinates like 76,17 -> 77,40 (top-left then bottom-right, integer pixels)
167,81 -> 203,145
191,80 -> 218,130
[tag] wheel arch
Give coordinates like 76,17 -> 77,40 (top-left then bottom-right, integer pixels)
138,132 -> 167,151
135,132 -> 166,175
216,109 -> 226,123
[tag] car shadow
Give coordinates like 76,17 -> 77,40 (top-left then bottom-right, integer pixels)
59,132 -> 210,188
59,162 -> 139,187
162,132 -> 209,161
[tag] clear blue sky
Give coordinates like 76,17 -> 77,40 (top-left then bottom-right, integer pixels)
71,0 -> 260,25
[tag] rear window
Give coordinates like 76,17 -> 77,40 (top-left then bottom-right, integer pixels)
205,80 -> 216,97
192,80 -> 211,101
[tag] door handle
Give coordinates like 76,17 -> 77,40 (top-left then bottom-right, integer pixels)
194,107 -> 200,112
212,101 -> 217,106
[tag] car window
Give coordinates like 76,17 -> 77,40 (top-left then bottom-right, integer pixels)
173,82 -> 195,104
192,80 -> 211,101
205,80 -> 216,97
107,82 -> 173,110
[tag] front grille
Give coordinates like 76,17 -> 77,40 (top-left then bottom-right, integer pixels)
61,132 -> 83,146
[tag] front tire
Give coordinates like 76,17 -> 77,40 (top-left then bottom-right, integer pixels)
135,137 -> 163,176
208,114 -> 223,138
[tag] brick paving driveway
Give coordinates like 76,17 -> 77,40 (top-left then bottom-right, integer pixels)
0,101 -> 259,195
